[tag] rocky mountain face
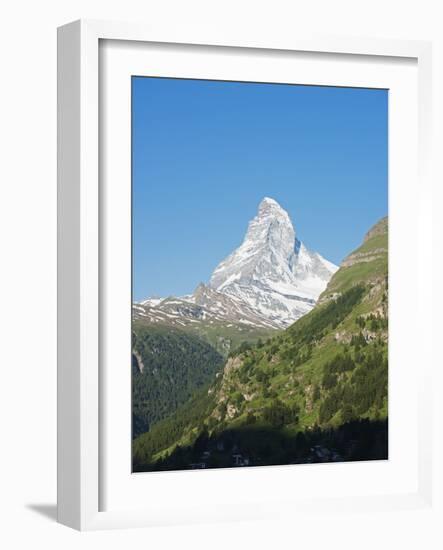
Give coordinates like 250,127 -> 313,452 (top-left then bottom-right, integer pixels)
134,197 -> 337,331
134,283 -> 280,330
133,216 -> 389,471
209,197 -> 337,327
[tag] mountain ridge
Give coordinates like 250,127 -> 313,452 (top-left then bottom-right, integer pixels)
135,198 -> 338,331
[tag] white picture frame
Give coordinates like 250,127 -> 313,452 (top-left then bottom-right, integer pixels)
57,19 -> 434,531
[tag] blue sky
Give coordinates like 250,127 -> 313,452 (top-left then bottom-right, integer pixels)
132,77 -> 388,301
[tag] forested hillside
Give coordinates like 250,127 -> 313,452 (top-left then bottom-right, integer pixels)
132,323 -> 224,437
133,217 -> 389,471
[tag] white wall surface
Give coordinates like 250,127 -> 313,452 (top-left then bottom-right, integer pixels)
0,0 -> 442,548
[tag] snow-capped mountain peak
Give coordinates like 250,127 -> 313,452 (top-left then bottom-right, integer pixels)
209,197 -> 338,327
210,197 -> 296,291
136,197 -> 338,330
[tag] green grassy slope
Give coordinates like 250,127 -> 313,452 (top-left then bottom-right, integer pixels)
133,217 -> 389,470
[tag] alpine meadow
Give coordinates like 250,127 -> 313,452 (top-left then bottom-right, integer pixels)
131,77 -> 388,472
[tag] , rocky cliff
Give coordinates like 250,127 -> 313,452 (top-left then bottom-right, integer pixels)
133,216 -> 389,471
134,197 -> 338,332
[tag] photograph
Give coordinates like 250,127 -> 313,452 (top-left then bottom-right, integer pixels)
131,76 -> 388,472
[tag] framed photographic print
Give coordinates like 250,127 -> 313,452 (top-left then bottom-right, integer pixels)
130,77 -> 388,473
57,20 -> 434,530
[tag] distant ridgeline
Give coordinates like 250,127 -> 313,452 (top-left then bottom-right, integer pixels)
133,217 -> 388,470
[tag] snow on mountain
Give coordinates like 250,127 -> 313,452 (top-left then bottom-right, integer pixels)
133,284 -> 281,330
209,197 -> 338,327
140,297 -> 164,308
135,197 -> 338,329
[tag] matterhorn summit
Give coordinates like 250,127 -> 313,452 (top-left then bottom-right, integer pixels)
134,197 -> 338,330
209,197 -> 338,327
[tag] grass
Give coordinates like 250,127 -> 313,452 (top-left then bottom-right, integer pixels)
356,232 -> 388,255
325,256 -> 387,295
